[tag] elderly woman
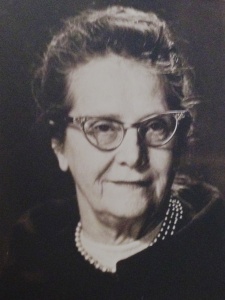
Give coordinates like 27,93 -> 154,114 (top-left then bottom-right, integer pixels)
2,5 -> 225,300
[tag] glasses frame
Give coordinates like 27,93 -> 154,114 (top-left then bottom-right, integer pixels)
66,110 -> 189,151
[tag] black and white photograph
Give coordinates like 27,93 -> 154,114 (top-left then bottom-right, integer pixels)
0,0 -> 225,299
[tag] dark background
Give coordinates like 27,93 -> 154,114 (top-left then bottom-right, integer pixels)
0,0 -> 225,270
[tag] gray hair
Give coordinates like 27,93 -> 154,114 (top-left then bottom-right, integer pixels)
33,6 -> 197,143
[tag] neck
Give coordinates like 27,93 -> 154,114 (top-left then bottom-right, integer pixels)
86,217 -> 162,245
75,198 -> 183,273
75,197 -> 183,273
76,188 -> 169,245
78,202 -> 164,246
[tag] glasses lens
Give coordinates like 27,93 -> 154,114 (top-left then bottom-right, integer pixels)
84,119 -> 123,150
143,114 -> 177,146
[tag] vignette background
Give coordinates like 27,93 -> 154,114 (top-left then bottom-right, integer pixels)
0,0 -> 225,270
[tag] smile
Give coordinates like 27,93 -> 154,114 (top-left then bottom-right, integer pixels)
108,180 -> 151,187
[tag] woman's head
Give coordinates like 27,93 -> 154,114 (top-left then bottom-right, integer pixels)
33,6 -> 196,227
33,6 -> 195,145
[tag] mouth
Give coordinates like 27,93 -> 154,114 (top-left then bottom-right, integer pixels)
108,180 -> 151,188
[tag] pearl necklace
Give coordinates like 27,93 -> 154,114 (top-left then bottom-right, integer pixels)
75,197 -> 183,273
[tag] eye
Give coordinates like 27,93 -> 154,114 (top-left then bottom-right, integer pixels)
89,120 -> 118,133
142,115 -> 176,144
97,124 -> 110,131
148,119 -> 168,132
84,119 -> 122,137
84,119 -> 123,148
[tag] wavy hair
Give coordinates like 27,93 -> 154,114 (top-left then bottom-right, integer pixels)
33,6 -> 198,144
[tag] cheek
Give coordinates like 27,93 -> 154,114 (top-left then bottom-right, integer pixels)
149,148 -> 174,199
64,131 -> 113,184
149,148 -> 174,182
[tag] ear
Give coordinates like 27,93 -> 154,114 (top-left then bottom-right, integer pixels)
51,139 -> 69,172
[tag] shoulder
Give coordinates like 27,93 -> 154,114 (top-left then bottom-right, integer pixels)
6,198 -> 78,257
172,173 -> 224,213
171,174 -> 225,243
15,198 -> 78,237
3,198 -> 78,277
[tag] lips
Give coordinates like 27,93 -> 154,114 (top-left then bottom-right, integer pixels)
106,180 -> 151,187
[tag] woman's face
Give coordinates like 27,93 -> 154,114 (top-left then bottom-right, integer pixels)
53,54 -> 176,225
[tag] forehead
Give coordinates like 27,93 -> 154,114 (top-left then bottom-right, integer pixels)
67,54 -> 169,121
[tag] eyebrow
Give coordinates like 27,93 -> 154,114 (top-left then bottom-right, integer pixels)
74,114 -> 123,121
73,111 -> 169,123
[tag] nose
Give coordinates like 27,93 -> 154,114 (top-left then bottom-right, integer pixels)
115,128 -> 149,170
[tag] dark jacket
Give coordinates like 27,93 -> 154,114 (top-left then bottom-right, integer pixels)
1,180 -> 225,299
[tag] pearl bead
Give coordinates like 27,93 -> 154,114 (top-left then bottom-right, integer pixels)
74,197 -> 183,274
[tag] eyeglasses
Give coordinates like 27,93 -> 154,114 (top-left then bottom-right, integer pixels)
66,110 -> 189,151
